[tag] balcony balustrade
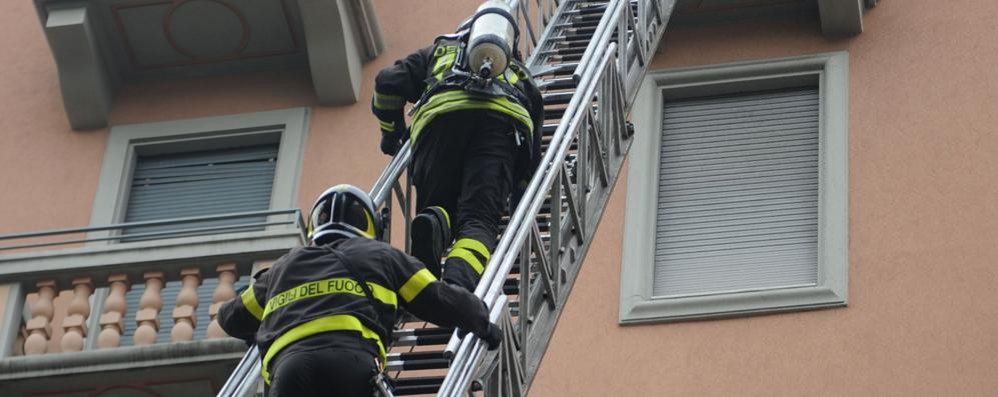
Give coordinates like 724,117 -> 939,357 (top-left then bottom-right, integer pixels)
0,210 -> 305,396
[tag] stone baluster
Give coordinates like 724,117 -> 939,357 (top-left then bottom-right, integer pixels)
98,274 -> 129,349
207,263 -> 238,338
134,271 -> 164,346
171,268 -> 202,342
15,332 -> 25,356
24,280 -> 57,355
252,260 -> 274,275
60,277 -> 94,352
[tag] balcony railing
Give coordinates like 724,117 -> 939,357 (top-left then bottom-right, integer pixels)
0,209 -> 306,395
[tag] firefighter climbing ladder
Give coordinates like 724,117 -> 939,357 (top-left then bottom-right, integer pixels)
217,0 -> 675,395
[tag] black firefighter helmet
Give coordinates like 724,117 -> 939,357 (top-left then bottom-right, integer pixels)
307,184 -> 381,245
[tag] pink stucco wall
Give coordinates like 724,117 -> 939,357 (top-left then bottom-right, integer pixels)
0,1 -> 105,235
529,1 -> 998,396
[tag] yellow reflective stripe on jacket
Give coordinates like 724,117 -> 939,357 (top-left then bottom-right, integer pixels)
241,287 -> 264,321
410,90 -> 533,143
448,248 -> 485,275
399,268 -> 436,303
453,238 -> 490,262
263,278 -> 397,319
373,92 -> 405,110
260,314 -> 386,384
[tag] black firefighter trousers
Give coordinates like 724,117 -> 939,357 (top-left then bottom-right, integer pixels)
412,109 -> 518,292
268,344 -> 379,397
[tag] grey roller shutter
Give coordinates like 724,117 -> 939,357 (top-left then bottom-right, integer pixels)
123,144 -> 278,238
653,88 -> 820,298
120,276 -> 250,346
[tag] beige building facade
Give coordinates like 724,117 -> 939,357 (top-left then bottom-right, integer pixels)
1,0 -> 997,395
532,2 -> 998,395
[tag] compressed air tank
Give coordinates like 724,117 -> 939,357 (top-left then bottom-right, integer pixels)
467,1 -> 517,78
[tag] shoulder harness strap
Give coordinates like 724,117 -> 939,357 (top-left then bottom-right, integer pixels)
324,246 -> 391,342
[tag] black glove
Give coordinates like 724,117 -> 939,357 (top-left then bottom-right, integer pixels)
482,322 -> 502,350
380,132 -> 402,156
456,322 -> 501,350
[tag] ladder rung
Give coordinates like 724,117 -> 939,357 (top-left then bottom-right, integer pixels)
539,78 -> 578,91
568,12 -> 603,22
561,4 -> 609,16
392,327 -> 454,346
555,20 -> 601,31
533,62 -> 580,76
552,47 -> 588,57
386,357 -> 450,372
543,92 -> 574,106
553,39 -> 593,49
563,27 -> 597,36
539,45 -> 589,57
503,277 -> 520,295
542,123 -> 558,134
552,54 -> 585,63
392,379 -> 444,396
392,350 -> 445,361
550,63 -> 581,76
393,327 -> 453,339
545,108 -> 567,120
568,18 -> 603,28
547,33 -> 598,43
393,376 -> 446,388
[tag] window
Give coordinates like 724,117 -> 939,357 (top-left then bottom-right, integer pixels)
122,144 -> 279,239
90,108 -> 309,236
619,53 -> 848,323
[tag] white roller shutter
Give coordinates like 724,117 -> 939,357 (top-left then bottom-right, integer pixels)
123,144 -> 278,238
653,88 -> 820,298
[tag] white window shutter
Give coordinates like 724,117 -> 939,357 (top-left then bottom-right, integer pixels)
123,143 -> 279,238
654,88 -> 821,298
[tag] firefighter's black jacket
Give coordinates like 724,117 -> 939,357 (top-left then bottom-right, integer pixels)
217,237 -> 492,384
372,43 -> 545,193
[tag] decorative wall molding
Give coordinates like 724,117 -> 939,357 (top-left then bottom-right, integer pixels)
33,0 -> 385,129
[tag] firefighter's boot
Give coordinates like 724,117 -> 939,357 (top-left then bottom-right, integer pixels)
411,206 -> 451,277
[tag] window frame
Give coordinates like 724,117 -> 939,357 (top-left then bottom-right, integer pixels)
89,108 -> 310,241
619,52 -> 848,324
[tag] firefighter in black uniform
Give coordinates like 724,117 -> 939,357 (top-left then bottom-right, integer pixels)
217,184 -> 502,397
371,5 -> 544,292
